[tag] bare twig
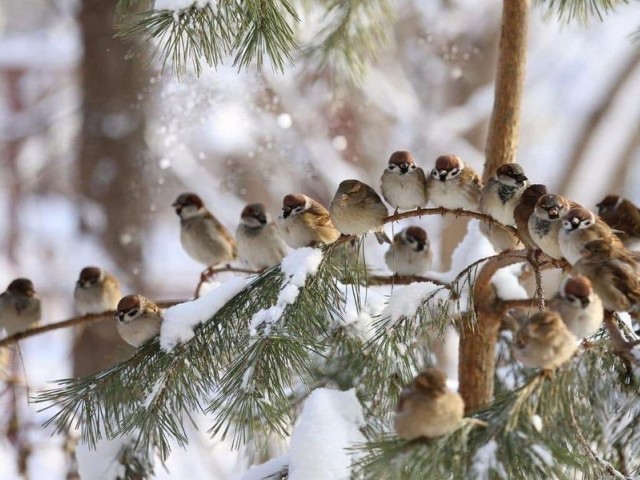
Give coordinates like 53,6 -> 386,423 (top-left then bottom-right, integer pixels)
367,275 -> 448,287
568,402 -> 630,480
195,265 -> 261,298
384,207 -> 520,240
603,312 -> 640,371
0,299 -> 187,348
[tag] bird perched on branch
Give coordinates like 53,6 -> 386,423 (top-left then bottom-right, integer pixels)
0,278 -> 41,337
596,195 -> 640,250
278,193 -> 340,248
385,226 -> 433,276
548,275 -> 603,339
558,207 -> 623,265
330,179 -> 391,244
513,184 -> 549,250
426,154 -> 482,211
114,295 -> 163,347
380,150 -> 428,212
74,267 -> 121,315
236,203 -> 288,270
512,310 -> 578,370
572,239 -> 640,313
479,163 -> 528,252
528,194 -> 575,260
394,368 -> 465,440
172,193 -> 237,268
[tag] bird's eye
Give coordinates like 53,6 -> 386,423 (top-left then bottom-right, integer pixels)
127,309 -> 139,317
448,168 -> 460,178
431,169 -> 438,178
581,220 -> 593,228
410,165 -> 416,169
388,165 -> 396,170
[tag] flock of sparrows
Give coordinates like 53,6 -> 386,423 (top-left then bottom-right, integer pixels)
2,151 -> 640,441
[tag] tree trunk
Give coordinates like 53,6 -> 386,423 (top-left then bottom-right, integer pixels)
74,0 -> 148,376
482,0 -> 530,184
460,0 -> 530,411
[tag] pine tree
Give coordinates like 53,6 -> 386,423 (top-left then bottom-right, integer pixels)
9,0 -> 640,478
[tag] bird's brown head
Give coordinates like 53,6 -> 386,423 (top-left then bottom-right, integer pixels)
520,184 -> 549,206
596,195 -> 622,214
241,203 -> 268,226
412,368 -> 448,393
387,151 -> 416,174
115,294 -> 142,322
172,193 -> 204,217
496,163 -> 528,187
563,207 -> 595,231
7,278 -> 36,297
282,193 -> 308,218
77,266 -> 102,288
560,275 -> 593,308
537,194 -> 567,220
431,154 -> 464,182
402,226 -> 429,251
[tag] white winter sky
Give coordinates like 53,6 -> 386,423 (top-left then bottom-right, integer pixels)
1,0 -> 640,478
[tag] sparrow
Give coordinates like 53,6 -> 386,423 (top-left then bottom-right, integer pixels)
384,226 -> 433,276
479,163 -> 529,226
426,154 -> 482,211
0,278 -> 41,337
548,275 -> 603,339
394,368 -> 465,440
572,239 -> 640,313
527,194 -> 574,260
380,151 -> 428,211
277,193 -> 341,248
114,295 -> 163,347
558,207 -> 623,265
236,203 -> 288,270
513,310 -> 578,370
172,193 -> 237,267
513,184 -> 549,250
330,180 -> 391,244
74,267 -> 122,315
596,195 -> 640,249
479,163 -> 528,252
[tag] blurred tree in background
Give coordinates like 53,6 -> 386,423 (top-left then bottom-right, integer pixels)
1,0 -> 640,478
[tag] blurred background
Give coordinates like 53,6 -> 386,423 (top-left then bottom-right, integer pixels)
0,0 -> 639,478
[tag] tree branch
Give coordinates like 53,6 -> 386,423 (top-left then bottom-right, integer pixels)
603,312 -> 640,371
384,207 -> 520,240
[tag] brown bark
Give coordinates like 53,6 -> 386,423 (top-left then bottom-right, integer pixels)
460,0 -> 530,411
459,253 -> 527,411
74,0 -> 150,376
482,0 -> 530,183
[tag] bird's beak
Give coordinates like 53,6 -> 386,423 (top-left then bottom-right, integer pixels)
548,207 -> 559,218
116,312 -> 125,322
400,163 -> 409,174
340,193 -> 349,202
580,298 -> 590,308
439,172 -> 447,182
76,280 -> 84,288
515,174 -> 528,185
282,209 -> 291,219
256,214 -> 267,224
416,242 -> 425,252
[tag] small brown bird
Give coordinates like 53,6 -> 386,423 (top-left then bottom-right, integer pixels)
480,163 -> 529,226
114,295 -> 163,348
514,184 -> 549,249
384,226 -> 433,276
0,278 -> 41,337
548,275 -> 603,339
173,193 -> 237,267
236,203 -> 288,270
380,151 -> 428,211
528,194 -> 574,260
74,267 -> 122,315
558,207 -> 623,265
513,310 -> 578,370
427,154 -> 482,211
278,193 -> 341,248
572,239 -> 640,313
596,195 -> 640,249
394,368 -> 465,440
330,180 -> 391,244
